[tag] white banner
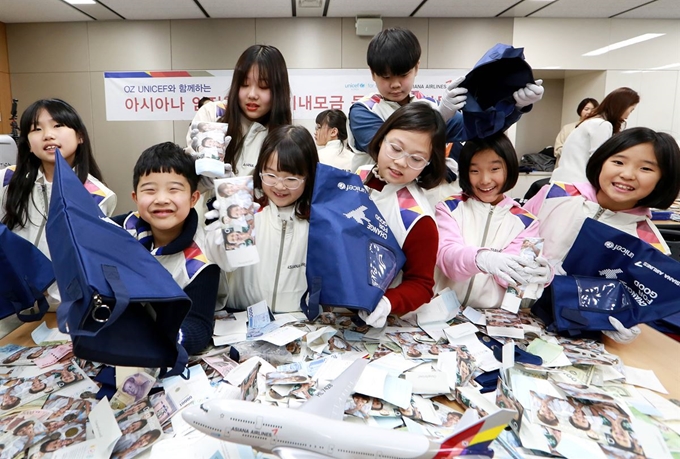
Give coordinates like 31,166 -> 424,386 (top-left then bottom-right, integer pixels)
104,69 -> 466,121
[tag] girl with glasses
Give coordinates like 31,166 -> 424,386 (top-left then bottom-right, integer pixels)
226,125 -> 318,312
435,132 -> 551,310
357,103 -> 447,327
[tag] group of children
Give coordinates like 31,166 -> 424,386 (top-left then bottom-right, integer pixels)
2,27 -> 680,358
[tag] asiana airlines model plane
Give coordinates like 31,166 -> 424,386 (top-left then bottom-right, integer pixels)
183,359 -> 516,459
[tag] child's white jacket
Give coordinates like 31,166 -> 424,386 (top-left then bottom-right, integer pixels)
227,203 -> 309,313
523,182 -> 670,262
435,194 -> 540,309
317,140 -> 353,172
0,166 -> 117,309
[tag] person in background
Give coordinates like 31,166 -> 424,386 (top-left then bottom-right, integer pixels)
525,127 -> 680,344
551,87 -> 639,184
112,142 -> 226,354
554,97 -> 599,165
186,44 -> 292,178
348,27 -> 544,175
435,133 -> 550,309
0,98 -> 116,310
314,109 -> 352,172
197,97 -> 212,109
358,103 -> 447,327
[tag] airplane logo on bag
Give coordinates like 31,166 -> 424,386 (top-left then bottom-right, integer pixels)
344,206 -> 371,225
599,268 -> 623,279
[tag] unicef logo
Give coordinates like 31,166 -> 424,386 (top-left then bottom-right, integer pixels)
337,182 -> 346,190
605,241 -> 614,249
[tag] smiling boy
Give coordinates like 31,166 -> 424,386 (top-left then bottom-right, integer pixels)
112,142 -> 226,354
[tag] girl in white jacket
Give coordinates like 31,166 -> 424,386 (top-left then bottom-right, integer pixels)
435,133 -> 550,309
226,125 -> 318,312
186,45 -> 292,178
525,127 -> 680,342
0,99 -> 117,309
314,109 -> 353,172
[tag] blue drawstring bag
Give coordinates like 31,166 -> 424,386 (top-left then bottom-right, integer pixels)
300,164 -> 406,321
534,218 -> 680,334
0,223 -> 54,322
46,149 -> 191,377
460,43 -> 535,139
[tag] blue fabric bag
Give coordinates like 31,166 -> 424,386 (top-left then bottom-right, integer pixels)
460,43 -> 535,139
537,218 -> 680,334
0,223 -> 54,321
300,164 -> 406,321
46,149 -> 191,376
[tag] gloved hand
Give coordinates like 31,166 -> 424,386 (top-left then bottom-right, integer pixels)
513,80 -> 544,109
603,316 -> 641,344
202,220 -> 232,272
475,250 -> 530,286
358,296 -> 391,328
437,76 -> 468,122
521,257 -> 552,285
546,258 -> 566,276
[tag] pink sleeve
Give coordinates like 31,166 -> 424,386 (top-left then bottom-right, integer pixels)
523,184 -> 550,216
435,202 -> 482,282
503,217 -> 541,256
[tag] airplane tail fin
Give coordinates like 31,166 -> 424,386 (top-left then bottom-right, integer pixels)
433,409 -> 516,458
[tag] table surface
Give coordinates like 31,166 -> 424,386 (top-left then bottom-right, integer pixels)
3,315 -> 679,399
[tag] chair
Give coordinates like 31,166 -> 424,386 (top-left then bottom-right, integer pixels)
0,135 -> 17,168
522,177 -> 551,201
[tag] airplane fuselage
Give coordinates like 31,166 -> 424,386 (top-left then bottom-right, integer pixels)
184,399 -> 457,459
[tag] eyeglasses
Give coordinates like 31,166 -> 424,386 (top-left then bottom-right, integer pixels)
384,141 -> 430,170
259,172 -> 305,190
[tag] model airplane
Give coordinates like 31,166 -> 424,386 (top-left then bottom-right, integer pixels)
183,359 -> 516,459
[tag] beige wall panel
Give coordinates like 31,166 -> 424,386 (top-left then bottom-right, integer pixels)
256,18 -> 341,69
561,71 -> 606,125
9,72 -> 93,129
7,23 -> 89,74
672,77 -> 680,140
513,18 -> 613,70
89,73 -> 174,214
171,19 -> 256,70
428,19 -> 513,69
0,72 -> 11,134
606,70 -> 678,132
607,20 -> 680,70
0,22 -> 9,73
514,78 -> 564,157
88,21 -> 172,72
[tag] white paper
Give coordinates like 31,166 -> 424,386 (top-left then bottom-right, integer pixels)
30,321 -> 71,345
258,326 -> 307,346
368,352 -> 422,377
624,365 -> 668,394
405,370 -> 450,394
462,307 -> 486,325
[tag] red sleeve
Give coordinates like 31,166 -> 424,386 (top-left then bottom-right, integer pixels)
385,216 -> 437,316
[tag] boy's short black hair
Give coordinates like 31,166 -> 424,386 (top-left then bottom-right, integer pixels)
133,142 -> 199,193
367,27 -> 421,77
458,133 -> 519,197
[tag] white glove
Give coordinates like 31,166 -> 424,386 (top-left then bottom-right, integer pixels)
358,297 -> 391,328
548,259 -> 566,276
521,257 -> 551,285
603,317 -> 641,344
513,80 -> 544,108
202,220 -> 232,272
438,76 -> 468,122
475,250 -> 530,286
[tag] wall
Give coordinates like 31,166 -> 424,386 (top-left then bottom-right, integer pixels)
0,22 -> 11,135
6,17 -> 680,212
560,71 -> 606,126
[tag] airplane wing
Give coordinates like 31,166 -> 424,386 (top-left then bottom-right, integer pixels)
273,447 -> 333,459
297,358 -> 368,420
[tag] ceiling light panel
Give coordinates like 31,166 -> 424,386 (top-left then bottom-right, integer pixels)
417,0 -> 523,17
531,0 -> 650,18
103,0 -> 205,20
201,0 -> 291,18
0,0 -> 92,22
327,0 -> 418,17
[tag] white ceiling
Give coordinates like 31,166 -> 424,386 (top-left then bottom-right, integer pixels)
0,0 -> 679,23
